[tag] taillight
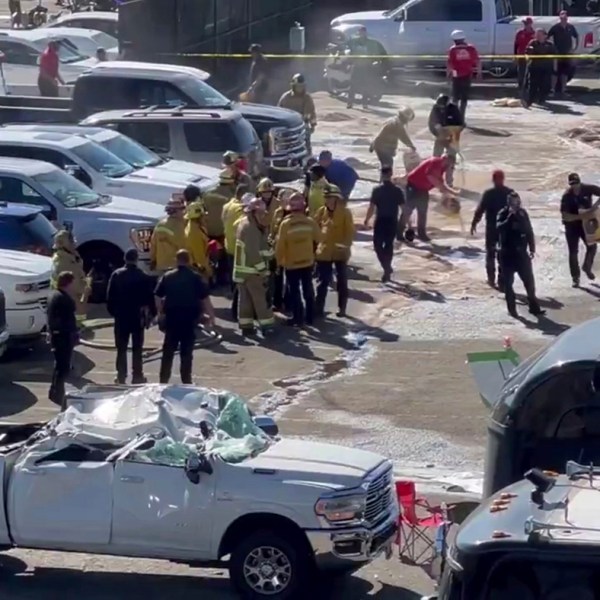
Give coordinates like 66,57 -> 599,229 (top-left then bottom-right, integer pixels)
584,31 -> 594,48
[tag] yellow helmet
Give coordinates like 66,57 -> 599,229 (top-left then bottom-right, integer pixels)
324,184 -> 343,199
53,229 -> 72,248
222,151 -> 239,166
185,201 -> 206,220
257,177 -> 274,194
219,168 -> 235,185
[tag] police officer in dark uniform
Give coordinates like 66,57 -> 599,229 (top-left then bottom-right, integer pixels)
524,29 -> 556,107
46,271 -> 78,409
106,248 -> 154,384
363,166 -> 405,282
470,169 -> 514,289
497,192 -> 545,318
560,172 -> 600,287
154,249 -> 216,384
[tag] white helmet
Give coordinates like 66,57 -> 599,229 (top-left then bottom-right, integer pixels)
241,192 -> 255,207
451,29 -> 465,41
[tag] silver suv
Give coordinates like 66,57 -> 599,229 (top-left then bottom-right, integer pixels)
81,108 -> 265,178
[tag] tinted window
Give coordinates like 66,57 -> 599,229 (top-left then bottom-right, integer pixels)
0,145 -> 67,168
74,78 -> 138,116
137,81 -> 191,108
100,132 -> 163,168
179,77 -> 231,108
183,122 -> 241,152
114,122 -> 171,154
0,41 -> 38,66
0,214 -> 55,252
70,141 -> 134,177
0,176 -> 52,209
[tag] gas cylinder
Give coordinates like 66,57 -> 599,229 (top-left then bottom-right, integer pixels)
289,22 -> 306,54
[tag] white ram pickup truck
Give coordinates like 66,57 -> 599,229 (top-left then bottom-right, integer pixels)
329,0 -> 600,77
0,384 -> 398,599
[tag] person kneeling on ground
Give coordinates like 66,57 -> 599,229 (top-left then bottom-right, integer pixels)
314,184 -> 354,318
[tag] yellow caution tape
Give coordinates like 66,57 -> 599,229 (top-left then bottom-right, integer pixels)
159,52 -> 600,59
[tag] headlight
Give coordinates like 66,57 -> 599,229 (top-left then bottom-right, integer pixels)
268,127 -> 285,154
130,227 -> 153,252
15,283 -> 38,293
315,494 -> 366,524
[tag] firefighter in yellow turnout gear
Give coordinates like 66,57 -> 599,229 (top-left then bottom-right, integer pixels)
150,197 -> 187,274
314,184 -> 355,318
233,198 -> 276,336
51,229 -> 90,323
278,74 -> 317,154
184,201 -> 212,283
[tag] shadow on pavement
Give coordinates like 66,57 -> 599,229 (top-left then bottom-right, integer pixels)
466,125 -> 511,138
515,314 -> 570,336
0,384 -> 37,417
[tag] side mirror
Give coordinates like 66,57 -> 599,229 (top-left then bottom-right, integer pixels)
395,10 -> 406,22
184,453 -> 213,484
65,164 -> 92,188
41,205 -> 57,221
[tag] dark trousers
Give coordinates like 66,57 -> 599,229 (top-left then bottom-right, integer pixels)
286,267 -> 315,325
114,319 -> 145,383
49,334 -> 74,410
268,259 -> 286,310
399,185 -> 429,239
451,76 -> 471,121
373,219 -> 397,273
517,59 -> 527,90
348,65 -> 371,107
38,75 -> 59,97
526,68 -> 551,105
159,322 -> 196,384
565,224 -> 597,282
316,260 -> 348,315
485,231 -> 501,285
500,252 -> 541,315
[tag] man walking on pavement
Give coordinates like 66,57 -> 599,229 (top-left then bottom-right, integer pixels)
275,193 -> 321,327
346,25 -> 385,109
233,198 -> 276,336
106,249 -> 154,385
447,30 -> 481,122
369,106 -> 416,171
548,10 -> 578,96
560,172 -> 600,287
364,166 -> 405,282
399,155 -> 459,243
471,170 -> 514,290
514,17 -> 536,91
523,29 -> 556,107
497,192 -> 545,318
154,249 -> 216,384
38,40 -> 64,97
47,271 -> 78,410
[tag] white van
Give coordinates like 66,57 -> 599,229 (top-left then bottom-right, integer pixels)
0,250 -> 52,344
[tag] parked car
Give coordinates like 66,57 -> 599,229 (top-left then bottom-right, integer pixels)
328,0 -> 600,78
0,131 -> 217,205
0,30 -> 97,94
33,26 -> 119,60
0,61 -> 308,182
0,249 -> 52,345
0,201 -> 55,256
0,157 -> 165,299
0,286 -> 8,358
2,124 -> 223,182
0,383 -> 398,599
81,108 -> 265,176
44,10 -> 118,39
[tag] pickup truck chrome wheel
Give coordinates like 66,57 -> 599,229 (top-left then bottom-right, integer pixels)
243,546 -> 292,594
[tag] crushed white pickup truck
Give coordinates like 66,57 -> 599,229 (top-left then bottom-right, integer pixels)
0,384 -> 398,599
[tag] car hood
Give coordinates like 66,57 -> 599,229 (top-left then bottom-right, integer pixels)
0,250 -> 52,278
124,167 -> 203,185
234,102 -> 304,127
73,195 -> 164,224
153,160 -> 220,180
245,439 -> 386,489
331,10 -> 388,26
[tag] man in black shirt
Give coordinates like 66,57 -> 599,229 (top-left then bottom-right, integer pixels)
154,249 -> 215,384
428,94 -> 464,157
106,248 -> 153,385
46,271 -> 78,409
497,192 -> 545,318
548,11 -> 578,95
363,166 -> 405,282
248,43 -> 269,104
471,169 -> 514,289
524,29 -> 556,107
560,172 -> 600,287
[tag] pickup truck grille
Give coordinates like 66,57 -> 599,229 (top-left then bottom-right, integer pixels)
273,123 -> 307,156
364,465 -> 394,527
0,290 -> 5,330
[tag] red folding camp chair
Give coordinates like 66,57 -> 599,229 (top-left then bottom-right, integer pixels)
396,479 -> 445,565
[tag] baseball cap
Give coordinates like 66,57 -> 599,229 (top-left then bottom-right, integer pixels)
568,173 -> 581,185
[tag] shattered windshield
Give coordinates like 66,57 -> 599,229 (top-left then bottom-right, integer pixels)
33,168 -> 101,208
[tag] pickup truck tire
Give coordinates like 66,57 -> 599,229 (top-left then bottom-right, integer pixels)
79,242 -> 124,304
229,529 -> 312,599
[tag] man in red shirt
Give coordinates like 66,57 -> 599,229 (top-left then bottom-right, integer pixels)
447,30 -> 481,123
38,41 -> 64,97
514,17 -> 535,90
398,155 -> 459,242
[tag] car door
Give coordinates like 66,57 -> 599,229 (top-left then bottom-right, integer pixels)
0,40 -> 40,91
0,175 -> 60,224
111,453 -> 215,558
8,445 -> 113,548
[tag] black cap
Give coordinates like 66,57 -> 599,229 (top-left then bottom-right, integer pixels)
125,248 -> 139,263
568,173 -> 581,185
381,166 -> 393,176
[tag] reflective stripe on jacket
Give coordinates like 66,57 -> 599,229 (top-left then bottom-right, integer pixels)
233,217 -> 270,282
314,205 -> 354,262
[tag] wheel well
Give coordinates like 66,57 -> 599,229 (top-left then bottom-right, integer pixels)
78,240 -> 124,272
218,513 -> 312,559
